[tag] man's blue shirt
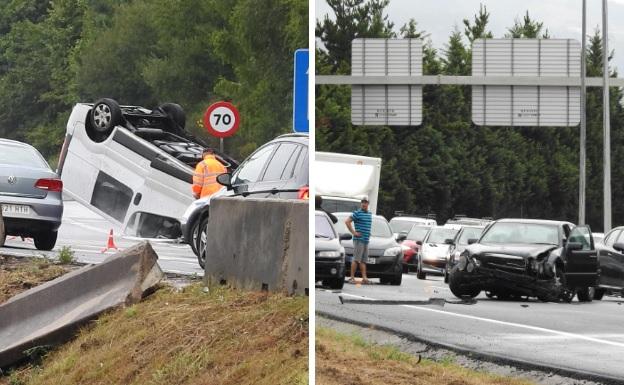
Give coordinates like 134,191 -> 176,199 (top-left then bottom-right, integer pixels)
351,209 -> 372,243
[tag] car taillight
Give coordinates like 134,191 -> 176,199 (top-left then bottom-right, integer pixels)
298,186 -> 309,200
35,178 -> 63,192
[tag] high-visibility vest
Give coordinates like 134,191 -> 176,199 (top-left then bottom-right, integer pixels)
192,155 -> 227,198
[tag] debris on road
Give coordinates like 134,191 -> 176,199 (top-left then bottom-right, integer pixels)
338,296 -> 446,306
0,242 -> 163,369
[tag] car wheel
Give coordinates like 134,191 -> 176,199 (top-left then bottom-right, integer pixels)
90,98 -> 122,138
327,277 -> 345,290
390,271 -> 403,286
189,218 -> 201,257
576,287 -> 594,302
416,258 -> 426,280
159,102 -> 186,128
402,264 -> 409,274
554,264 -> 575,303
197,216 -> 209,269
0,217 -> 5,247
444,268 -> 449,283
593,288 -> 605,300
34,231 -> 57,251
448,266 -> 480,299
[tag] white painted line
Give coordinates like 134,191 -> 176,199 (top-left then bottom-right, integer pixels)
338,292 -> 624,348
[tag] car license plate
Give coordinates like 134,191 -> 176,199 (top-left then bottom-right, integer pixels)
368,258 -> 376,264
1,204 -> 30,215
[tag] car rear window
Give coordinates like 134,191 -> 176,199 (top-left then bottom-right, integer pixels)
0,143 -> 49,169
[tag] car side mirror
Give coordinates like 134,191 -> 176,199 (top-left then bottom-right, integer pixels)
396,234 -> 407,242
467,238 -> 478,245
216,173 -> 232,190
613,242 -> 624,253
567,242 -> 583,251
444,238 -> 454,245
416,240 -> 423,246
339,233 -> 352,241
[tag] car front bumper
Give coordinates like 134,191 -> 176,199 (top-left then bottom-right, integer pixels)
315,260 -> 345,280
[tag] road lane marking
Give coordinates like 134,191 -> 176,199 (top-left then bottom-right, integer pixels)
337,292 -> 624,348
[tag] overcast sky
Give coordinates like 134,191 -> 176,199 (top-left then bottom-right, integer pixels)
316,0 -> 624,73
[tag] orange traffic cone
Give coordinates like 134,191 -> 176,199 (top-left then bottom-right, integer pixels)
101,229 -> 119,253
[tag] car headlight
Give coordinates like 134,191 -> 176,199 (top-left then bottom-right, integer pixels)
384,246 -> 402,257
317,251 -> 341,258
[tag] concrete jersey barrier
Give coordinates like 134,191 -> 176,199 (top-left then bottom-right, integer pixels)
0,242 -> 163,369
203,197 -> 308,295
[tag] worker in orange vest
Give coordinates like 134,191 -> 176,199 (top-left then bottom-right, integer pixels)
192,148 -> 227,199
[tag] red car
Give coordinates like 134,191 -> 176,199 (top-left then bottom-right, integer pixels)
401,225 -> 432,273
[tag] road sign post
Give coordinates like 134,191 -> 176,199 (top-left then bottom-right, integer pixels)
293,49 -> 309,133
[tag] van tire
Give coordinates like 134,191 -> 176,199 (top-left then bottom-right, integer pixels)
159,102 -> 186,129
34,231 -> 57,251
90,98 -> 122,138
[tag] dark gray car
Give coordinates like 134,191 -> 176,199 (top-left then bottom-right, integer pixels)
334,212 -> 403,285
0,139 -> 63,250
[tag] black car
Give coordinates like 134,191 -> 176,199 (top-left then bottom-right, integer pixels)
181,133 -> 309,267
315,210 -> 350,289
591,226 -> 624,299
444,225 -> 486,283
448,219 -> 597,302
333,212 -> 403,285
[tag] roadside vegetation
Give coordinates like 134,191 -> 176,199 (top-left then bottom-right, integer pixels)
1,282 -> 308,385
0,255 -> 71,303
316,327 -> 535,385
317,0 -> 624,231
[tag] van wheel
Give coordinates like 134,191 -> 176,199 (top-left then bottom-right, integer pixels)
90,98 -> 122,138
159,102 -> 186,129
197,216 -> 209,269
34,231 -> 57,251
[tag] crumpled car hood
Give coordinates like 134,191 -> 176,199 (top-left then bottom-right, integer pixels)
466,243 -> 559,260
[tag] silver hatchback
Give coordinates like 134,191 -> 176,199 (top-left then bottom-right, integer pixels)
0,139 -> 63,250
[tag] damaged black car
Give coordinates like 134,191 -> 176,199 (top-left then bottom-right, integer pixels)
448,219 -> 598,302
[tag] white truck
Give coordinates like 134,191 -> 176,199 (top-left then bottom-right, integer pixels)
315,152 -> 381,214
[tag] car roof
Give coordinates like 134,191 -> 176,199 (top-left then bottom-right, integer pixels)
334,211 -> 387,221
390,216 -> 434,222
0,138 -> 32,148
273,133 -> 308,145
495,218 -> 574,226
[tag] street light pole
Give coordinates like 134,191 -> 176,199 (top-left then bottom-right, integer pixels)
602,0 -> 612,233
580,0 -> 587,225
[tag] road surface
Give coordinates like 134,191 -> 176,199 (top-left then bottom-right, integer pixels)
0,200 -> 203,276
316,273 -> 624,382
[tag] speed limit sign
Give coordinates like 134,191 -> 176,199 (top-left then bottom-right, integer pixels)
203,101 -> 241,138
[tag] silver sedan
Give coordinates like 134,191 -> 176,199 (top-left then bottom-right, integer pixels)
0,139 -> 63,250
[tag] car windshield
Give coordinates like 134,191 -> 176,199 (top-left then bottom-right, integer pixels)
480,222 -> 560,245
334,214 -> 392,238
426,228 -> 459,244
406,226 -> 430,242
0,143 -> 49,169
315,214 -> 336,239
390,219 -> 416,233
458,227 -> 484,245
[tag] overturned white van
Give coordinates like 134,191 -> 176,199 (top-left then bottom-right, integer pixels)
57,98 -> 237,239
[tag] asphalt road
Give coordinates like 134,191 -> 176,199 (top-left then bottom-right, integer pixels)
316,273 -> 624,382
0,200 -> 203,276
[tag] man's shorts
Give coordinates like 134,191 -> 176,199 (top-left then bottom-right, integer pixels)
353,240 -> 369,263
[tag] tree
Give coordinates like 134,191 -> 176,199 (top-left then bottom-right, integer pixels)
505,11 -> 549,38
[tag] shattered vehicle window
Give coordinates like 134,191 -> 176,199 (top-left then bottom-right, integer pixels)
480,222 -> 559,245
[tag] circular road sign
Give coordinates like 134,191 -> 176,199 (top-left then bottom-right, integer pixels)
203,101 -> 240,138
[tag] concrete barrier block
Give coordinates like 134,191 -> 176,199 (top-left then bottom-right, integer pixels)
203,197 -> 308,295
0,241 -> 163,369
0,210 -> 5,247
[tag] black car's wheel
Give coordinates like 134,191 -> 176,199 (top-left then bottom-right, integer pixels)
444,267 -> 449,283
159,102 -> 186,129
416,257 -> 426,280
325,277 -> 345,290
389,269 -> 403,286
197,216 -> 209,269
402,264 -> 409,274
554,264 -> 575,303
34,231 -> 57,251
90,98 -> 122,138
189,217 -> 202,257
576,287 -> 594,302
593,288 -> 606,300
448,267 -> 480,298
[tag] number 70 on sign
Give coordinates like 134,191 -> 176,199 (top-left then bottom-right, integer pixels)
203,101 -> 241,138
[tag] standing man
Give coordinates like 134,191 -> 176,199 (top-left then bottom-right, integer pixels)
345,196 -> 372,284
192,148 -> 227,199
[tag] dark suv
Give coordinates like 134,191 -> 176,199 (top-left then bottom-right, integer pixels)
181,133 -> 309,267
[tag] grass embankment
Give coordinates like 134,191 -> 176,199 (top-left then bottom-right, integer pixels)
2,282 -> 308,385
0,255 -> 71,303
316,327 -> 535,385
